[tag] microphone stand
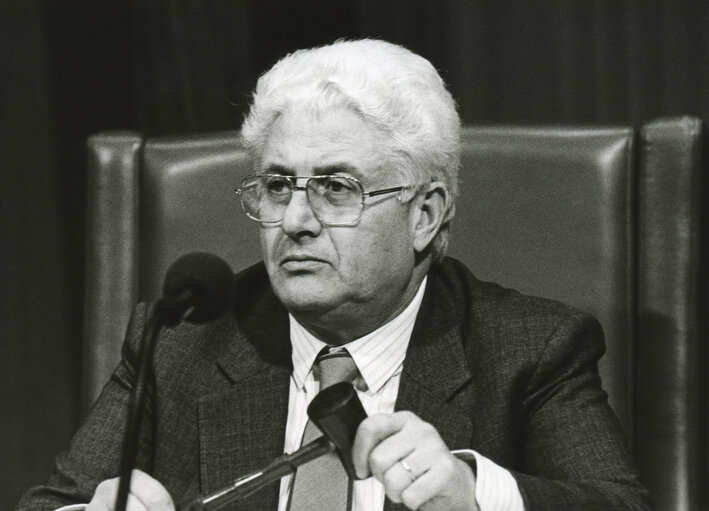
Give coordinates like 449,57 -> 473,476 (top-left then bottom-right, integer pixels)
114,296 -> 191,511
181,382 -> 366,511
112,251 -> 234,511
181,437 -> 334,511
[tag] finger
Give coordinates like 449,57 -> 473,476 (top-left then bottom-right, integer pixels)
401,464 -> 447,510
86,477 -> 119,511
85,499 -> 112,511
87,471 -> 174,511
401,455 -> 468,511
352,412 -> 411,478
86,477 -> 149,511
128,469 -> 175,511
381,457 -> 424,504
367,430 -> 415,481
368,417 -> 443,480
125,493 -> 150,511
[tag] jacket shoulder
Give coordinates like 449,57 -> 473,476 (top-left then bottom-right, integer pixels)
431,257 -> 604,352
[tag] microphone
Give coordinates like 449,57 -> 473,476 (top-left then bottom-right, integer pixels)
115,252 -> 235,511
307,380 -> 366,479
156,252 -> 236,326
183,382 -> 367,511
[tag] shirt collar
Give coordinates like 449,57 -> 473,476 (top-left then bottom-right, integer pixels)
290,276 -> 427,393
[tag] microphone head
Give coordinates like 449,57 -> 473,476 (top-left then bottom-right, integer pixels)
307,382 -> 367,479
162,252 -> 235,324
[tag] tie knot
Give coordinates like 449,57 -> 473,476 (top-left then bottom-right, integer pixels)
315,347 -> 359,390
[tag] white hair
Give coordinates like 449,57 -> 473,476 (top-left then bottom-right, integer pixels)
241,39 -> 461,260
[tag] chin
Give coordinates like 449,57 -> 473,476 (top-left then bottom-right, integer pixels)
272,275 -> 339,313
279,294 -> 338,316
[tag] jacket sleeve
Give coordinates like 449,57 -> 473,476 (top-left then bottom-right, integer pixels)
512,313 -> 652,510
16,304 -> 153,511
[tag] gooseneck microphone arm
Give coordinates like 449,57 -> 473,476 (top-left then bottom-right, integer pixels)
181,382 -> 367,511
183,436 -> 334,511
114,253 -> 235,511
113,302 -> 167,511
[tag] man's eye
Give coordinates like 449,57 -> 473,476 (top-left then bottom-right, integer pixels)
323,177 -> 355,194
264,177 -> 291,194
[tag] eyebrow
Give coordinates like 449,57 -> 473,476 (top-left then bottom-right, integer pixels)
261,164 -> 293,176
261,163 -> 363,179
314,164 -> 362,178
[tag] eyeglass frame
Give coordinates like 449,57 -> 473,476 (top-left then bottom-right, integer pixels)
234,173 -> 415,226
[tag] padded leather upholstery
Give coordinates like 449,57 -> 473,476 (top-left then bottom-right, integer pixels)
635,117 -> 706,511
452,127 -> 636,433
137,132 -> 261,296
84,132 -> 140,408
84,118 -> 705,511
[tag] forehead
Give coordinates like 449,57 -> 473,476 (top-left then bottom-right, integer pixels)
258,106 -> 389,180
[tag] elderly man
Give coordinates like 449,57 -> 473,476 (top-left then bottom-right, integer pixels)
18,39 -> 651,511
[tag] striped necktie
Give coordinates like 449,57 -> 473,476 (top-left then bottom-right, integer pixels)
288,347 -> 360,511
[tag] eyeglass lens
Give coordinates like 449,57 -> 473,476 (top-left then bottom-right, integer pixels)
240,175 -> 363,225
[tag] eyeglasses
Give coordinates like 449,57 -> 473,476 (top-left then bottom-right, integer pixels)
235,174 -> 412,226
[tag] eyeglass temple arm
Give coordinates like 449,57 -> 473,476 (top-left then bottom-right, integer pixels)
364,185 -> 409,198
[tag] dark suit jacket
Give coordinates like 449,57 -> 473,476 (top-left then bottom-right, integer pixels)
18,257 -> 651,510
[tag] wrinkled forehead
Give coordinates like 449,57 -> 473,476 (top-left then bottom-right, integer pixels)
256,104 -> 405,183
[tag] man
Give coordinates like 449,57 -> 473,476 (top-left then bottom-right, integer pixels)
18,39 -> 651,511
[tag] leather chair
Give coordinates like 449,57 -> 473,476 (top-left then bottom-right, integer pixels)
635,118 -> 707,511
84,117 -> 705,511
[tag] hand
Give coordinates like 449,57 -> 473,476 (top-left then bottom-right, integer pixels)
352,411 -> 479,511
86,469 -> 175,511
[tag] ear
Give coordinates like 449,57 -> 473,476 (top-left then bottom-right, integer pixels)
410,181 -> 449,254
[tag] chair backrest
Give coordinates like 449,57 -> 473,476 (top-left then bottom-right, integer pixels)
84,118 -> 705,511
635,118 -> 707,511
453,126 -> 636,431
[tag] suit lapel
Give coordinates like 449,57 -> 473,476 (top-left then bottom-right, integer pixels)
397,266 -> 476,447
197,268 -> 293,509
396,329 -> 475,448
385,265 -> 477,511
198,365 -> 290,508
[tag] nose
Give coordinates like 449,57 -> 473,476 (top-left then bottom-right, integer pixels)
280,188 -> 323,238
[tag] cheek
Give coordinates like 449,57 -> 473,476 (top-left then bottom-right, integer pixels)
341,220 -> 414,277
259,229 -> 280,271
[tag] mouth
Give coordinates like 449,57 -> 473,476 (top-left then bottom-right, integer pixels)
280,255 -> 328,270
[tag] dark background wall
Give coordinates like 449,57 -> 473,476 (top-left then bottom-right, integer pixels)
2,0 -> 709,505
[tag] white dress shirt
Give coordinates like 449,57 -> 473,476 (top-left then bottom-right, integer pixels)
57,277 -> 524,511
277,277 -> 524,511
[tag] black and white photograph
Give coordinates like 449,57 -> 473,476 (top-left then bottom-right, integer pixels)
3,2 -> 708,510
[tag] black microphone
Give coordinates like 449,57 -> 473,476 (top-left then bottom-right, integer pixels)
115,252 -> 235,511
183,382 -> 367,511
156,252 -> 236,326
307,380 -> 366,479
